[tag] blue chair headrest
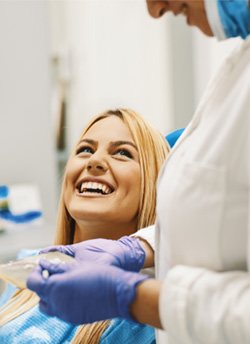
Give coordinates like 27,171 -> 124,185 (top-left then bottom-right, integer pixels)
166,128 -> 184,148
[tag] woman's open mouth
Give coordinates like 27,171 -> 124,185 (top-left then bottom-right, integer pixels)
77,181 -> 114,196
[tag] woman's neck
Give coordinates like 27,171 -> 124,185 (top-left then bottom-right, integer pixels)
73,221 -> 137,243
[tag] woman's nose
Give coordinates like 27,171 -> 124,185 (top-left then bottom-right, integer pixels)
146,0 -> 169,18
86,155 -> 108,174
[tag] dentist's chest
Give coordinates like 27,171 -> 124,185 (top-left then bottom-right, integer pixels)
156,115 -> 248,276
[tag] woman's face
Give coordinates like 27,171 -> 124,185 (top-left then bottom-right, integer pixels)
64,116 -> 141,239
146,0 -> 213,36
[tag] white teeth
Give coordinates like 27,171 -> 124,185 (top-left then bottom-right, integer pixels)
80,183 -> 85,193
103,185 -> 108,194
78,181 -> 112,195
99,184 -> 105,193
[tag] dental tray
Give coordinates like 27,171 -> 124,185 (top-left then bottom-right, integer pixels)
0,251 -> 75,289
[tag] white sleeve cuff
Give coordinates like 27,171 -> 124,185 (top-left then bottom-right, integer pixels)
130,225 -> 155,251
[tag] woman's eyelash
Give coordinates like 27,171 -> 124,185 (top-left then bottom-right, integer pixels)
114,149 -> 133,158
75,146 -> 133,158
76,146 -> 94,154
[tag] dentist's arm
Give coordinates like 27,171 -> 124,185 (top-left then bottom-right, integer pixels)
132,225 -> 155,268
40,226 -> 155,271
158,266 -> 250,343
137,237 -> 154,268
27,259 -> 250,342
27,259 -> 150,325
133,265 -> 250,343
130,278 -> 162,328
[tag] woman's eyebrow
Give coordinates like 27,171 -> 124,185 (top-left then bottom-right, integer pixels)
110,140 -> 138,151
77,139 -> 137,151
78,138 -> 96,145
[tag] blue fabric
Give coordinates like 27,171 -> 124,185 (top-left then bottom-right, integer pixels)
0,186 -> 8,199
0,306 -> 78,344
166,128 -> 184,148
0,249 -> 156,343
217,0 -> 250,39
100,318 -> 155,344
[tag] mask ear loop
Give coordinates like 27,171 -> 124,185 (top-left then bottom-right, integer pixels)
218,0 -> 250,39
204,0 -> 226,41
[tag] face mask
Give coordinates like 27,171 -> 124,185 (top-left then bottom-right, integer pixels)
205,0 -> 250,40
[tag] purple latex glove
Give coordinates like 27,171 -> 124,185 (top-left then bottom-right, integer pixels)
40,236 -> 145,272
27,259 -> 149,325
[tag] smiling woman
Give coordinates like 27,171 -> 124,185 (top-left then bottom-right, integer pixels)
64,115 -> 141,242
0,109 -> 169,344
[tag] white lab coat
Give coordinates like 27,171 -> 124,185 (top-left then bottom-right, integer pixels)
154,35 -> 250,343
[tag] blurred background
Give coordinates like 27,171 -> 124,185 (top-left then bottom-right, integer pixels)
0,0 -> 240,263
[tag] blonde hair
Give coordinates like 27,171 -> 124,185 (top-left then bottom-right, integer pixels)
0,109 -> 169,343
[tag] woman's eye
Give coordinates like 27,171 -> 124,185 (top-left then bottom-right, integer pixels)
76,146 -> 94,155
115,149 -> 133,159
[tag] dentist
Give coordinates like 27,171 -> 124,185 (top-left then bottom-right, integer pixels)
28,1 -> 250,343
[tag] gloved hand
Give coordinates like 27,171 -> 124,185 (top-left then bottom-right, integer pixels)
27,259 -> 149,325
40,236 -> 145,272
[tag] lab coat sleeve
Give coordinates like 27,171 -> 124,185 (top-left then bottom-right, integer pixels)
131,225 -> 156,251
130,225 -> 155,276
160,265 -> 250,343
